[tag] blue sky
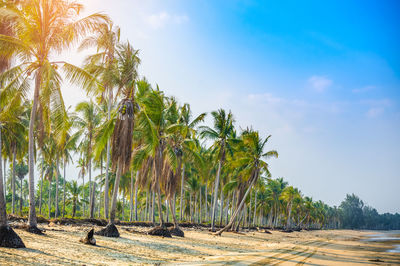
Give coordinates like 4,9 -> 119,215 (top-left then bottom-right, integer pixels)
64,0 -> 400,212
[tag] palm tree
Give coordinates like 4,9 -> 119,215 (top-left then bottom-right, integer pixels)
97,42 -> 139,237
15,162 -> 28,215
80,21 -> 120,219
200,109 -> 236,231
75,101 -> 101,218
66,180 -> 81,217
215,129 -> 278,235
0,0 -> 108,233
0,1 -> 25,243
280,186 -> 301,229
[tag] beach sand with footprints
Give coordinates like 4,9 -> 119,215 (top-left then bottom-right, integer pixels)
1,223 -> 399,265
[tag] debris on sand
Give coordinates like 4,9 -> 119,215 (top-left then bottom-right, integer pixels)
80,228 -> 96,245
169,227 -> 184,237
148,226 -> 172,237
0,225 -> 25,248
95,223 -> 120,237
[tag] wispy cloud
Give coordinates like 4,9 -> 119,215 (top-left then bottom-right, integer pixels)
352,85 -> 376,94
366,107 -> 384,118
145,11 -> 189,29
308,75 -> 333,92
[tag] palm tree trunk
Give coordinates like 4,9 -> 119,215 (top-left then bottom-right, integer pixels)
134,172 -> 138,221
211,160 -> 222,231
82,173 -> 85,217
219,188 -> 224,227
39,172 -> 44,214
28,73 -> 40,228
286,201 -> 292,229
151,190 -> 155,223
199,188 -> 202,223
253,190 -> 257,226
109,160 -> 122,224
2,158 -> 6,203
145,189 -> 148,221
225,193 -> 230,225
214,171 -> 258,236
0,128 -> 7,226
98,156 -> 103,218
62,159 -> 66,217
169,198 -> 180,228
19,178 -> 23,215
72,198 -> 76,217
48,180 -> 52,219
180,164 -> 185,221
166,200 -> 169,223
104,87 -> 113,219
11,145 -> 16,214
55,159 -> 59,218
204,183 -> 207,223
90,181 -> 96,219
129,169 -> 134,222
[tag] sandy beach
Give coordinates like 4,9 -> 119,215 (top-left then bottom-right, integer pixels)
1,223 -> 399,265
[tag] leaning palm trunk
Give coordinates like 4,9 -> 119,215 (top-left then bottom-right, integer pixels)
211,160 -> 222,231
253,190 -> 257,226
214,170 -> 259,236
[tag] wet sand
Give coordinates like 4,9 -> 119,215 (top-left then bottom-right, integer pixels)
1,224 -> 399,265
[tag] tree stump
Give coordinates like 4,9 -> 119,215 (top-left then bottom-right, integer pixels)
0,226 -> 25,248
148,226 -> 172,237
95,223 -> 120,237
169,227 -> 184,237
80,228 -> 96,245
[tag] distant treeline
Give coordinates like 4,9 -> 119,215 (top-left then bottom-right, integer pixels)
337,194 -> 400,230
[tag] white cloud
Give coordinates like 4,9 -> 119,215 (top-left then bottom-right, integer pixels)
145,11 -> 189,29
366,107 -> 384,118
308,75 -> 332,92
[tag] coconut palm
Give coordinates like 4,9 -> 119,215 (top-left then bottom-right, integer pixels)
0,0 -> 108,232
80,21 -> 120,219
15,162 -> 28,215
215,129 -> 278,235
199,109 -> 236,231
66,180 -> 81,217
280,186 -> 301,229
75,101 -> 101,218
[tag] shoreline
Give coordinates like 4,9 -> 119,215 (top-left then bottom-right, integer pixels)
1,223 -> 399,265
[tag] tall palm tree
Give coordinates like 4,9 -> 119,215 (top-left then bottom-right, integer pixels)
0,0 -> 108,232
97,42 -> 139,237
75,101 -> 101,218
200,109 -> 236,231
215,129 -> 278,235
280,186 -> 301,229
0,2 -> 24,243
80,21 -> 120,219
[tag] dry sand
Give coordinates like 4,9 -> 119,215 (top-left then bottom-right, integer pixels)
1,223 -> 399,265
